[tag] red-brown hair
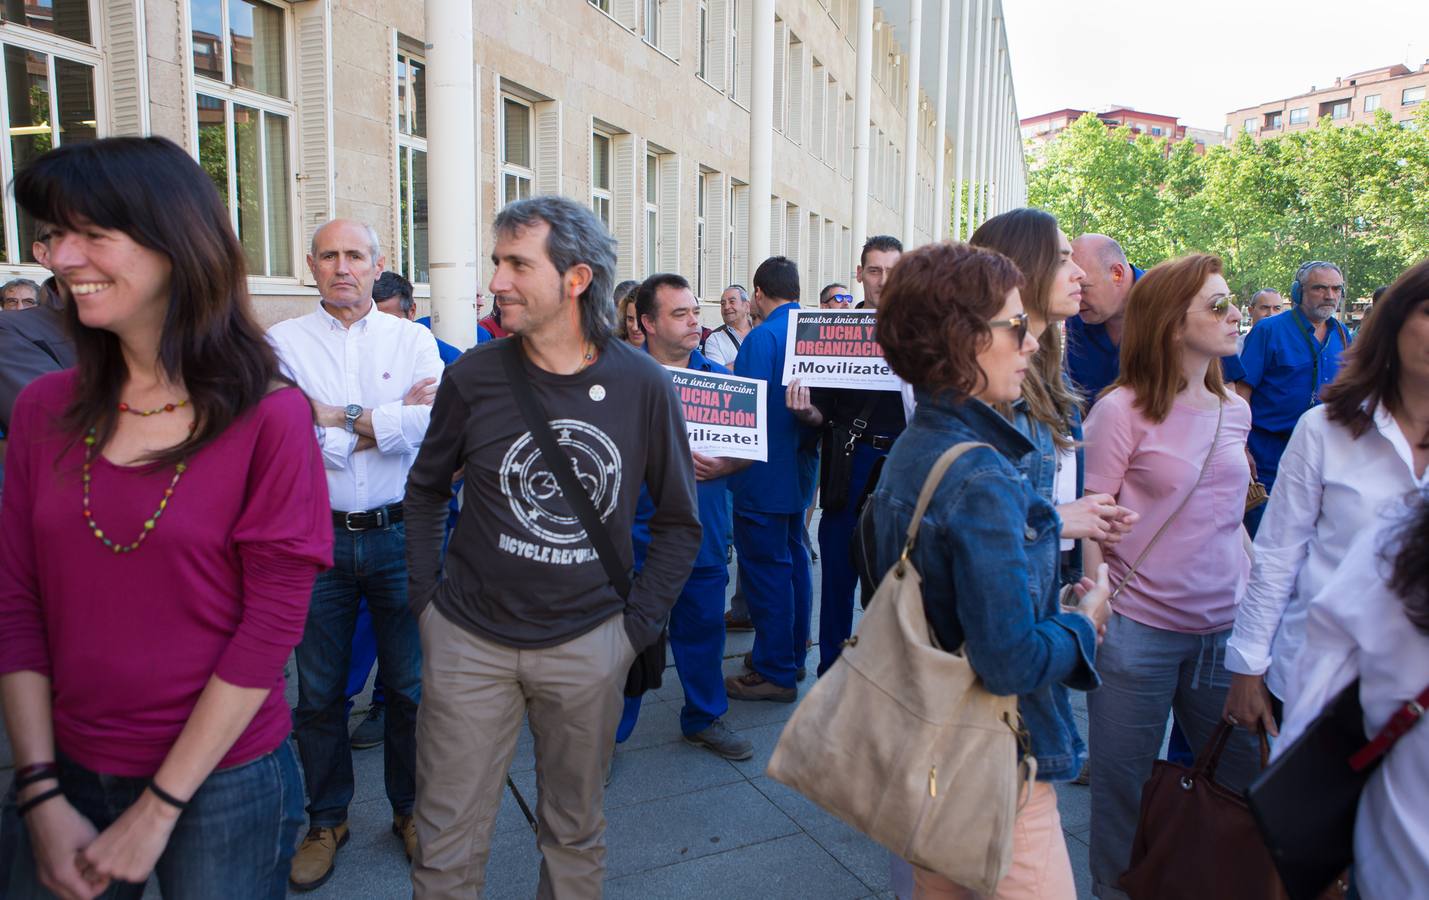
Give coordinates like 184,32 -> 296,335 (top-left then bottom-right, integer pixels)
877,242 -> 1024,399
1111,253 -> 1227,423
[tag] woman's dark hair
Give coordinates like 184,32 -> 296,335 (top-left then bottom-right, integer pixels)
1322,256 -> 1429,448
13,136 -> 287,468
877,241 -> 1024,398
971,208 -> 1081,447
1387,492 -> 1429,635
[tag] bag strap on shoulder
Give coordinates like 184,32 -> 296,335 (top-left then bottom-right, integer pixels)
900,442 -> 991,562
500,338 -> 632,599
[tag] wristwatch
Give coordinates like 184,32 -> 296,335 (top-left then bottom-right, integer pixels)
344,403 -> 362,434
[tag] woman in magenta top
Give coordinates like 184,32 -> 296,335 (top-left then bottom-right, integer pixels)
0,137 -> 332,899
1080,254 -> 1264,899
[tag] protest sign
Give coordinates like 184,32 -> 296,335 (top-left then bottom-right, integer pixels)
781,308 -> 900,391
667,367 -> 768,462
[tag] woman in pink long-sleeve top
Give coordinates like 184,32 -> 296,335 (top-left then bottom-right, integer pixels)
0,136 -> 332,899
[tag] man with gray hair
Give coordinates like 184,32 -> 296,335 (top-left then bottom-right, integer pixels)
702,283 -> 753,367
404,196 -> 700,896
0,277 -> 40,311
267,218 -> 444,888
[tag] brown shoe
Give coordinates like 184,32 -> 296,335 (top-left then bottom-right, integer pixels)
743,651 -> 807,682
289,823 -> 349,891
725,671 -> 797,703
392,813 -> 418,861
724,610 -> 754,632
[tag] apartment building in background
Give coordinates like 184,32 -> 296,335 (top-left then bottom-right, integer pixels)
1020,105 -> 1221,161
0,0 -> 1026,331
1225,61 -> 1429,140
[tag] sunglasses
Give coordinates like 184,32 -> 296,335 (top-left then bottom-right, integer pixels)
825,293 -> 854,305
988,312 -> 1030,345
1201,294 -> 1236,320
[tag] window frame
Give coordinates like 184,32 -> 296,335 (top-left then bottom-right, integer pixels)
695,169 -> 707,298
642,0 -> 659,46
1288,106 -> 1308,125
1364,93 -> 1381,113
591,129 -> 613,227
0,15 -> 106,264
1403,86 -> 1426,107
1330,101 -> 1349,120
644,150 -> 659,276
697,0 -> 708,79
188,0 -> 297,280
500,93 -> 535,209
393,44 -> 428,284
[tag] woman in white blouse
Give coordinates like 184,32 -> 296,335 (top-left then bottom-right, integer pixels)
1275,491 -> 1429,900
1225,257 -> 1429,730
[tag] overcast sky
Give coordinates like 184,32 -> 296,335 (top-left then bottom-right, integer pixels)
1001,0 -> 1429,130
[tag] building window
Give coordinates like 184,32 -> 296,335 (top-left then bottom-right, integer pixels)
591,131 -> 612,226
1289,107 -> 1308,125
589,0 -> 611,12
697,0 -> 708,79
501,95 -> 534,207
643,0 -> 658,45
1331,101 -> 1349,120
1264,111 -> 1282,130
0,40 -> 99,262
1364,94 -> 1381,112
0,0 -> 91,43
644,152 -> 659,275
1403,86 -> 1425,107
1243,117 -> 1255,133
191,0 -> 293,277
695,170 -> 707,296
1150,126 -> 1162,136
394,47 -> 427,284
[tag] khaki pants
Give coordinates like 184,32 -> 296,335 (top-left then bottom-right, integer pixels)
411,604 -> 636,899
911,783 -> 1075,900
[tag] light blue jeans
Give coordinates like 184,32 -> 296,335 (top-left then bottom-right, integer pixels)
1087,613 -> 1263,899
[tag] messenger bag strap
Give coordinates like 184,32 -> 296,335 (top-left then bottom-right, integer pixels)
500,338 -> 632,599
900,442 -> 991,560
1109,399 -> 1224,601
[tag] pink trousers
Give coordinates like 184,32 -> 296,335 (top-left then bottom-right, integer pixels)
911,782 -> 1076,900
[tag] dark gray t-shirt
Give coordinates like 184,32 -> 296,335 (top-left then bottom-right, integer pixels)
405,337 -> 701,650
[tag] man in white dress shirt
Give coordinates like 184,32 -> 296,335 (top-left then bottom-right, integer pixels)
267,218 -> 444,890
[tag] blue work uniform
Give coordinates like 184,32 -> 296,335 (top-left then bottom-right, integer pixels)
732,302 -> 819,689
811,387 -> 904,675
1237,305 -> 1351,494
619,348 -> 734,740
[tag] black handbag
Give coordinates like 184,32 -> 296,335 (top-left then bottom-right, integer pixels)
1246,678 -> 1429,900
500,339 -> 666,698
819,394 -> 880,512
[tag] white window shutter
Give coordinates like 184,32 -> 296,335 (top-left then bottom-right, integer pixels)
787,40 -> 804,144
658,155 -> 680,273
768,197 -> 784,258
735,1 -> 751,105
613,134 -> 638,280
534,101 -> 562,196
807,213 -> 821,296
103,0 -> 149,136
810,65 -> 824,160
784,203 -> 802,293
771,21 -> 786,132
295,0 -> 334,286
825,77 -> 837,164
659,0 -> 681,59
703,173 -> 726,299
613,0 -> 637,30
731,185 -> 749,288
707,0 -> 728,91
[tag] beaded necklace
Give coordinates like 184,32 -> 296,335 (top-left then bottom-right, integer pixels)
81,400 -> 191,554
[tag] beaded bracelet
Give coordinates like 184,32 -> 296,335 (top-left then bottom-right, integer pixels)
147,781 -> 190,812
17,787 -> 63,818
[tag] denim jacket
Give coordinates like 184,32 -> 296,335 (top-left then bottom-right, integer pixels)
867,390 -> 1099,781
1011,401 -> 1086,585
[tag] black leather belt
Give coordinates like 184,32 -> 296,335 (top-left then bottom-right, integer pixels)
858,434 -> 896,451
333,503 -> 404,531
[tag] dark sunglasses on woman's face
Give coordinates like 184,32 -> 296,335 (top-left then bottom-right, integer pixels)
988,312 -> 1030,345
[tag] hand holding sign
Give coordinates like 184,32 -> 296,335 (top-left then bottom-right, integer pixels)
665,368 -> 768,462
784,378 -> 824,428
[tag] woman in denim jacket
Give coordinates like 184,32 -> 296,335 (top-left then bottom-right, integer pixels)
869,242 -> 1110,899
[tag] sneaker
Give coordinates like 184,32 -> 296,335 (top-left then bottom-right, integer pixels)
392,813 -> 418,861
724,671 -> 797,703
724,610 -> 754,632
350,703 -> 385,750
743,651 -> 806,682
289,823 -> 349,891
684,719 -> 754,760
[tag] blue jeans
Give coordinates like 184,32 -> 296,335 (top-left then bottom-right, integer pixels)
816,442 -> 885,676
294,522 -> 421,826
618,565 -> 731,740
1088,614 -> 1262,899
6,741 -> 304,899
733,510 -> 813,689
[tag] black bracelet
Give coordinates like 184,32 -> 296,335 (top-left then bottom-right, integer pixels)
14,770 -> 60,790
147,781 -> 190,812
17,787 -> 64,818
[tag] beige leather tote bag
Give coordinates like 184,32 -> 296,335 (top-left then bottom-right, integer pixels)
766,442 -> 1035,894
